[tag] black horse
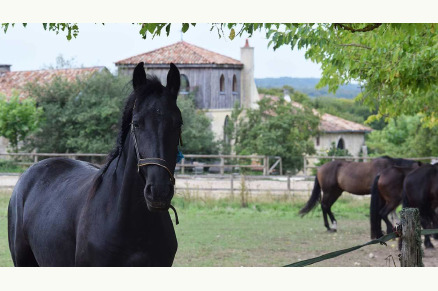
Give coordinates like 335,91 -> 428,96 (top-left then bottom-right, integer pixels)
369,162 -> 423,239
402,163 -> 438,249
8,62 -> 182,266
300,156 -> 420,232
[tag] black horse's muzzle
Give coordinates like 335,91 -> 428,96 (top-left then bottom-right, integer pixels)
144,183 -> 174,212
138,159 -> 175,212
144,183 -> 179,224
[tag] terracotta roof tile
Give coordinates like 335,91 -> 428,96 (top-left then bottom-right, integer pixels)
319,112 -> 372,133
0,67 -> 104,98
259,94 -> 372,133
115,41 -> 243,66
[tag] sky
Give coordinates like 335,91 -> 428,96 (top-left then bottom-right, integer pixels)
0,23 -> 322,79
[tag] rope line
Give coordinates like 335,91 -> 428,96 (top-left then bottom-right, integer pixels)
284,228 -> 438,267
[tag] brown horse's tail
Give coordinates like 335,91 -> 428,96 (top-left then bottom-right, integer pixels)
299,176 -> 321,216
370,174 -> 382,239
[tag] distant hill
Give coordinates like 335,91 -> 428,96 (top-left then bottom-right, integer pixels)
255,77 -> 362,99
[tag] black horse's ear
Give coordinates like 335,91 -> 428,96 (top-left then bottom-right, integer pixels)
166,63 -> 180,98
133,62 -> 147,90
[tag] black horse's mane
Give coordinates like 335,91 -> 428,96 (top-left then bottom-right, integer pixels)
89,75 -> 163,197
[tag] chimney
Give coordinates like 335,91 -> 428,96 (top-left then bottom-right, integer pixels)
240,40 -> 259,109
0,64 -> 11,74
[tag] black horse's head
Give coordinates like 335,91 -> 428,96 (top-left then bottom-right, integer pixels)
130,62 -> 182,212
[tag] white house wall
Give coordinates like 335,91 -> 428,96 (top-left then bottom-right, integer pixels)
206,109 -> 233,141
315,132 -> 366,156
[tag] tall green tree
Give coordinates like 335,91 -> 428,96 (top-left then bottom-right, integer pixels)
234,96 -> 320,173
367,114 -> 438,158
63,71 -> 131,153
0,93 -> 43,152
177,93 -> 219,154
25,76 -> 81,153
24,71 -> 130,153
222,101 -> 242,155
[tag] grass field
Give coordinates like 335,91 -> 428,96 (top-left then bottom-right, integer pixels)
1,190 -> 437,267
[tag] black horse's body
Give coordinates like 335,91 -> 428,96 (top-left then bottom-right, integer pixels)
402,164 -> 438,248
8,62 -> 181,266
369,162 -> 422,239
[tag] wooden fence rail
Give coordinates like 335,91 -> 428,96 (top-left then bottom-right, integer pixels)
174,174 -> 313,195
0,153 -> 283,176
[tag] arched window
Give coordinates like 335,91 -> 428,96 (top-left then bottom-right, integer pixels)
337,138 -> 345,150
220,74 -> 225,93
180,74 -> 190,93
232,75 -> 237,92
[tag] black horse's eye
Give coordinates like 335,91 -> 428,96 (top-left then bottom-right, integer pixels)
133,122 -> 140,128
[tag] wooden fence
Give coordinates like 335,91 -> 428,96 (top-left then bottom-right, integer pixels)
175,174 -> 314,196
0,152 -> 283,176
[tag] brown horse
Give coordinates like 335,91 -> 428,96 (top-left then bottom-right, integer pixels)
369,162 -> 423,239
402,164 -> 438,248
299,156 -> 420,232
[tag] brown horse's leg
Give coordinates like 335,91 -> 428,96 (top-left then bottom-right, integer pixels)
321,189 -> 342,232
321,203 -> 331,231
379,201 -> 400,235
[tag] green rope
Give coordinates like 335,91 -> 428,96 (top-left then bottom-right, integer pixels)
284,228 -> 438,267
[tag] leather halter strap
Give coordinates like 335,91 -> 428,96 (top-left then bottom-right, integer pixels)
130,122 -> 175,185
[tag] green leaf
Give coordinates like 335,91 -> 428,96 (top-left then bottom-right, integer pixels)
229,28 -> 235,40
182,23 -> 190,33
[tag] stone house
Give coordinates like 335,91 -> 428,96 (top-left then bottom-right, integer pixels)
115,40 -> 259,142
260,93 -> 372,157
316,112 -> 372,156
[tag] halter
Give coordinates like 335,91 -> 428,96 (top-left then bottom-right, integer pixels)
130,122 -> 176,185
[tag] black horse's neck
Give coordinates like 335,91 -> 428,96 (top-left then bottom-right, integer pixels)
111,131 -> 148,214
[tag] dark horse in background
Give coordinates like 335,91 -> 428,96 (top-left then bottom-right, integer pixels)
8,62 -> 182,266
369,161 -> 423,239
299,156 -> 420,232
402,164 -> 438,249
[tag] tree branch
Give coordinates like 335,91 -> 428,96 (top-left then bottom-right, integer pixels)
334,23 -> 382,33
338,43 -> 372,50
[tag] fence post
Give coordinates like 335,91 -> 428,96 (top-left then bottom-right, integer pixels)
279,158 -> 283,176
362,145 -> 368,162
33,154 -> 38,163
287,175 -> 291,194
181,158 -> 185,174
230,174 -> 234,199
220,157 -> 225,175
400,208 -> 423,267
303,157 -> 307,176
263,156 -> 269,176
